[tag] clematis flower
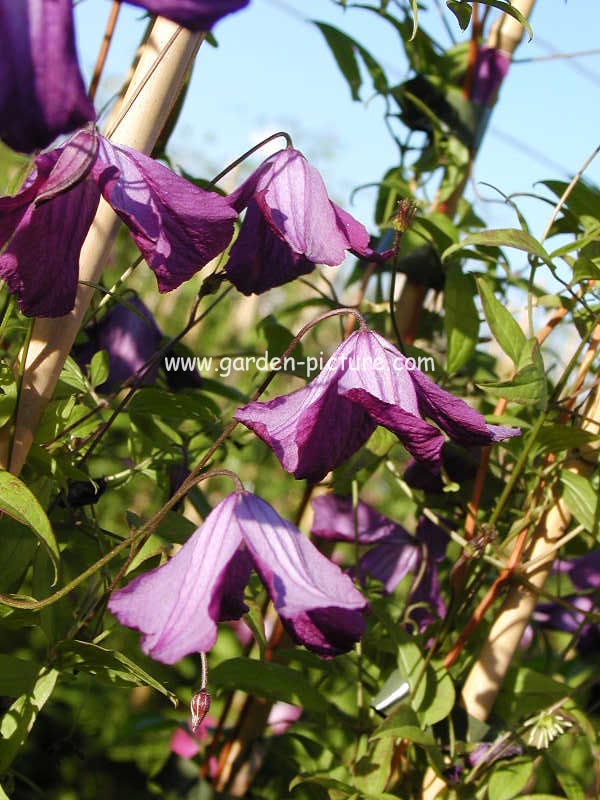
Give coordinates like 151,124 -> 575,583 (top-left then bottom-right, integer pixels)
75,295 -> 162,391
235,328 -> 519,481
75,293 -> 202,392
0,0 -> 249,154
0,0 -> 95,153
127,0 -> 250,31
224,148 -> 391,294
311,495 -> 447,632
108,491 -> 367,663
470,46 -> 511,107
0,127 -> 237,317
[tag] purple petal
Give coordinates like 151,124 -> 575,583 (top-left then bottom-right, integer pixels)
0,178 -> 100,317
415,516 -> 448,562
332,203 -> 392,262
569,550 -> 600,591
0,0 -> 95,153
409,368 -> 520,447
256,149 -> 350,265
237,493 -> 367,656
358,533 -> 421,593
235,365 -> 375,482
342,387 -> 446,468
108,495 -> 245,664
470,47 -> 511,107
225,199 -> 315,294
125,0 -> 249,31
95,137 -> 237,292
77,296 -> 162,390
311,494 -> 404,543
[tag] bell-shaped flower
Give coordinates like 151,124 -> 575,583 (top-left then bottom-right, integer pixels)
0,0 -> 248,154
75,295 -> 162,391
128,0 -> 250,31
0,0 -> 95,153
0,128 -> 237,317
75,293 -> 202,392
108,491 -> 367,664
235,328 -> 519,481
311,495 -> 447,632
470,46 -> 510,107
224,148 -> 391,294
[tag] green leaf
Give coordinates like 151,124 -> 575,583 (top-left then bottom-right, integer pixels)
0,470 -> 59,584
371,705 -> 435,745
396,634 -> 455,726
59,355 -> 88,393
444,265 -> 479,372
211,658 -> 324,712
488,758 -> 533,800
408,0 -> 419,39
0,666 -> 58,773
477,278 -> 527,367
534,425 -> 600,456
89,349 -> 110,388
478,340 -> 547,408
57,640 -> 178,706
496,667 -> 568,723
444,229 -> 552,266
446,1 -> 472,29
560,470 -> 599,534
313,22 -> 387,101
0,516 -> 38,593
0,656 -> 41,697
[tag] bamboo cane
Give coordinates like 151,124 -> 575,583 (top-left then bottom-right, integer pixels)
0,18 -> 203,474
394,0 -> 536,342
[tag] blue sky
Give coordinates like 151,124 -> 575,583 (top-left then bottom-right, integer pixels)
75,0 -> 600,238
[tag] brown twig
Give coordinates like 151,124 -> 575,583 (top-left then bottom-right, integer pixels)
89,1 -> 122,102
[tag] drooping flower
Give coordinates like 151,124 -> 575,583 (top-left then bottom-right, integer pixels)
235,328 -> 519,481
108,492 -> 367,663
0,0 -> 249,154
311,495 -> 447,631
127,0 -> 250,31
0,127 -> 237,317
75,295 -> 162,391
0,0 -> 95,153
470,46 -> 511,107
224,148 -> 391,294
74,293 -> 202,391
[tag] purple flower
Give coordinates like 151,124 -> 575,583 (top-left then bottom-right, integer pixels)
75,296 -> 162,391
470,47 -> 510,107
311,495 -> 447,632
127,0 -> 250,31
0,128 -> 237,317
0,0 -> 248,153
235,328 -> 519,481
108,492 -> 367,663
224,148 -> 391,294
0,0 -> 95,153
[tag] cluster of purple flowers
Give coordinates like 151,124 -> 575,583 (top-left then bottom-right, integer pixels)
0,1 -> 521,665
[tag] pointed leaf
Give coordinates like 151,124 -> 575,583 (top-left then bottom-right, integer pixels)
211,658 -> 325,712
444,264 -> 479,373
0,470 -> 59,584
446,1 -> 472,29
560,470 -> 599,535
444,229 -> 552,265
477,277 -> 527,366
0,667 -> 58,773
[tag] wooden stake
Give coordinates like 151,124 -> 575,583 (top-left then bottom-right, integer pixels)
0,18 -> 203,474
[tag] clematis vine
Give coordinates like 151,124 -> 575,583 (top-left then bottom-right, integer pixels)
0,0 -> 249,153
235,326 -> 520,481
224,148 -> 391,294
108,491 -> 367,663
0,127 -> 237,317
311,495 -> 447,631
